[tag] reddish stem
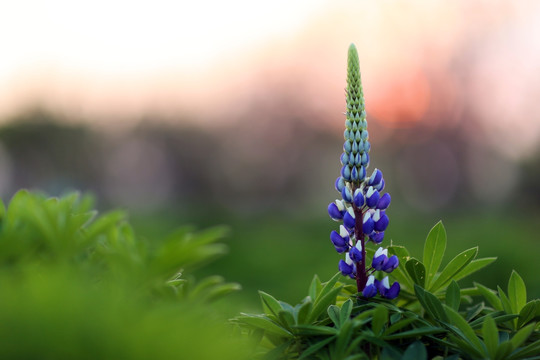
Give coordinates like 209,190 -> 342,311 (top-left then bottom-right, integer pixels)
353,203 -> 366,293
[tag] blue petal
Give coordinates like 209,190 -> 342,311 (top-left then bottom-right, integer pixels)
330,230 -> 348,247
353,190 -> 364,208
374,213 -> 389,232
376,193 -> 391,210
343,211 -> 356,230
341,187 -> 353,203
368,169 -> 383,187
385,282 -> 400,300
340,153 -> 349,165
328,203 -> 343,221
374,179 -> 385,191
361,152 -> 369,166
349,246 -> 362,262
370,231 -> 385,244
339,259 -> 355,276
341,166 -> 351,181
335,177 -> 345,192
362,284 -> 377,298
372,254 -> 388,271
382,255 -> 399,273
366,189 -> 380,208
351,167 -> 358,181
362,217 -> 374,234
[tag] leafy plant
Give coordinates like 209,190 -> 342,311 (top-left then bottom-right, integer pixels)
233,222 -> 540,359
0,190 -> 247,359
233,44 -> 540,359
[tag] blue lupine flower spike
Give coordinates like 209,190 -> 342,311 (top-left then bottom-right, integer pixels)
327,43 -> 399,300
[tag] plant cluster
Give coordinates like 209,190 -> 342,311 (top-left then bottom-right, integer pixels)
0,190 -> 248,359
233,45 -> 540,359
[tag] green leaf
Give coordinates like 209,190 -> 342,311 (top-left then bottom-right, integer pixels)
482,316 -> 498,359
328,305 -> 341,328
237,314 -> 292,337
406,258 -> 426,288
497,286 -> 514,315
335,320 -> 354,357
518,300 -> 540,328
383,318 -> 416,335
423,221 -> 446,287
371,305 -> 388,336
429,247 -> 478,292
475,283 -> 503,311
340,299 -> 353,325
202,282 -> 241,302
495,341 -> 513,360
293,324 -> 339,336
383,326 -> 445,340
278,310 -> 296,329
508,270 -> 527,314
453,257 -> 497,282
307,286 -> 343,324
259,291 -> 284,319
316,272 -> 341,303
402,341 -> 427,360
446,280 -> 460,311
297,336 -> 336,360
415,285 -> 448,323
510,323 -> 535,350
309,274 -> 322,300
297,298 -> 312,325
506,339 -> 540,360
443,304 -> 484,352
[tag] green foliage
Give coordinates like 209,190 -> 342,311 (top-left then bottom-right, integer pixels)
0,190 -> 247,359
234,222 -> 540,359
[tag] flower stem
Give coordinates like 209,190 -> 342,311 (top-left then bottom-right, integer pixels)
353,202 -> 366,293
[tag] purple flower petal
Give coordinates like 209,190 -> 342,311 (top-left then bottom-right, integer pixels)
376,193 -> 391,210
328,203 -> 343,221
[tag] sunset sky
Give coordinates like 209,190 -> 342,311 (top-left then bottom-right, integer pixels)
1,0 -> 540,158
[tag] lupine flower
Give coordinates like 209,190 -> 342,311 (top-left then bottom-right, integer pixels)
362,275 -> 377,298
377,277 -> 400,300
326,44 -> 400,300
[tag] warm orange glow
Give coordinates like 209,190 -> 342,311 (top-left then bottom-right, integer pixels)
368,69 -> 431,128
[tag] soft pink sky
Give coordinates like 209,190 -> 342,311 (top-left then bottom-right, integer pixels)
1,0 -> 540,158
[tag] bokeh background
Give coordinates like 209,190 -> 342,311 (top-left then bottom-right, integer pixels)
1,0 -> 539,310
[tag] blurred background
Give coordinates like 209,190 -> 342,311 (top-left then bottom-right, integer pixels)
1,0 -> 539,310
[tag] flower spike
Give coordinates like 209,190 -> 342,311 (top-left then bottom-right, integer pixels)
327,44 -> 399,300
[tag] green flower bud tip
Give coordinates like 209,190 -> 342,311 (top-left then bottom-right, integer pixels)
346,44 -> 365,125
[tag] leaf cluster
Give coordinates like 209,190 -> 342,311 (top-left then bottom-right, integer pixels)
0,190 -> 246,359
234,222 -> 540,359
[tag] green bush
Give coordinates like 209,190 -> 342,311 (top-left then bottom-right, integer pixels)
0,190 -> 248,359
